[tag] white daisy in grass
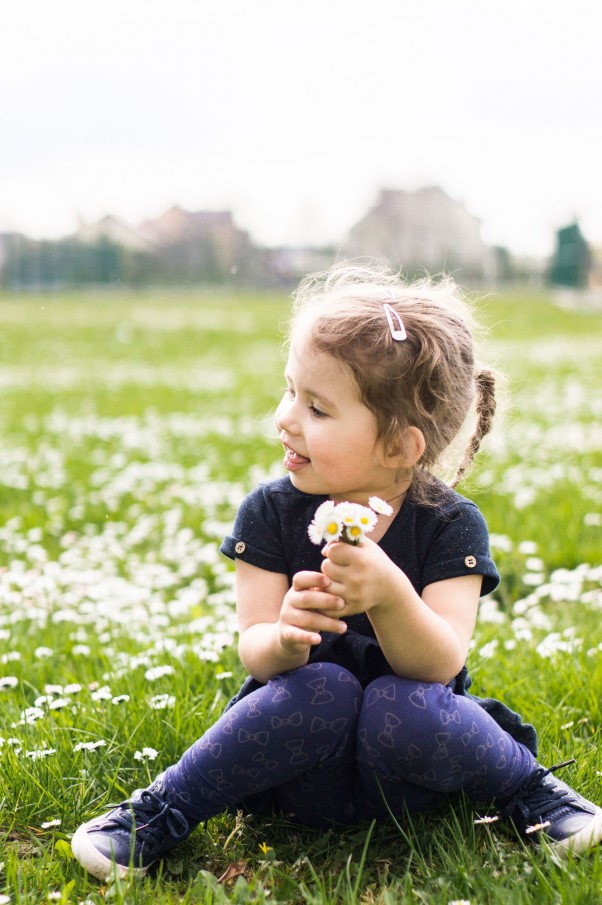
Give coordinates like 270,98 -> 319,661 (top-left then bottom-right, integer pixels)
25,748 -> 57,759
144,664 -> 175,681
91,686 -> 113,702
149,693 -> 175,710
525,820 -> 551,834
20,706 -> 45,724
1,652 -> 20,663
64,683 -> 82,695
74,739 -> 106,752
0,676 -> 18,690
44,685 -> 64,695
134,746 -> 158,761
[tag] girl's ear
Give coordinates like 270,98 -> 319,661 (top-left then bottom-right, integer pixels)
402,426 -> 426,467
386,426 -> 425,468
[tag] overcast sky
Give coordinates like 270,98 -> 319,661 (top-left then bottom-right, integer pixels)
1,0 -> 601,257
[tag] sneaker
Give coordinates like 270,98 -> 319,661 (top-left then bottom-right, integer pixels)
499,759 -> 602,856
71,785 -> 191,880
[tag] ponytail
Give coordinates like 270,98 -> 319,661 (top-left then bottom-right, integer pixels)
449,369 -> 497,489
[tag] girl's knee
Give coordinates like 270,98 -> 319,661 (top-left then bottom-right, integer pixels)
358,676 -> 456,749
362,676 -> 452,715
269,662 -> 362,714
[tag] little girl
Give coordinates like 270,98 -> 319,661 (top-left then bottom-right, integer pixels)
72,262 -> 602,880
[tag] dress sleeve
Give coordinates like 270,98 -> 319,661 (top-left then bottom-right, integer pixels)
420,499 -> 500,596
220,485 -> 289,574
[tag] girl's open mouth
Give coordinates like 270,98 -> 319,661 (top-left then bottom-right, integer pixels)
283,446 -> 311,471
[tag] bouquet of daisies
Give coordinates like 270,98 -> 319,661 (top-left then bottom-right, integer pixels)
308,497 -> 393,547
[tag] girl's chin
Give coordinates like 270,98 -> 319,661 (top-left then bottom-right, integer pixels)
286,470 -> 328,496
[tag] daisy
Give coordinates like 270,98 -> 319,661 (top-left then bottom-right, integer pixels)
368,496 -> 394,516
134,747 -> 158,761
149,694 -> 175,710
308,501 -> 343,545
144,665 -> 175,681
308,499 -> 386,546
334,502 -> 377,545
525,820 -> 551,834
111,694 -> 130,705
74,739 -> 106,752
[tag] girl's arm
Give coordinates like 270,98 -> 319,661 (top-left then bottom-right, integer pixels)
320,539 -> 481,684
235,559 -> 347,684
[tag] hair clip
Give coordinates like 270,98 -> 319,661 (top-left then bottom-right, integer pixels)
383,303 -> 407,341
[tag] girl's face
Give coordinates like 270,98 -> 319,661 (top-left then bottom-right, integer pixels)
275,330 -> 401,504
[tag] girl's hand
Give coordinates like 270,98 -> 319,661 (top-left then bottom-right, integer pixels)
320,538 -> 403,617
277,570 -> 347,654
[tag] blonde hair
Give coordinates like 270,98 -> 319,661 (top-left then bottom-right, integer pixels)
290,260 -> 496,503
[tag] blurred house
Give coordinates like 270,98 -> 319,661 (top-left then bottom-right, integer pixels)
137,206 -> 254,281
342,187 -> 495,282
76,215 -> 157,252
68,205 -> 259,284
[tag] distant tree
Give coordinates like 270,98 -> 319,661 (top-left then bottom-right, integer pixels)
549,222 -> 591,288
493,246 -> 514,282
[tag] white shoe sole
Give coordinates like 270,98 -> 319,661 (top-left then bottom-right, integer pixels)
548,804 -> 602,857
71,819 -> 149,881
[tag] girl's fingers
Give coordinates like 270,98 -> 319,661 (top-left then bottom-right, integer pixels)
292,570 -> 330,591
282,626 -> 322,647
322,543 -> 354,565
290,589 -> 345,611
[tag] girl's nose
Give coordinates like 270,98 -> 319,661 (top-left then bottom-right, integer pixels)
275,394 -> 296,434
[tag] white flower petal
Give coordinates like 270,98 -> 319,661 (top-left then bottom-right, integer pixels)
369,496 -> 393,516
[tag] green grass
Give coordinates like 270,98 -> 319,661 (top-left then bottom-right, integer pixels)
1,286 -> 601,904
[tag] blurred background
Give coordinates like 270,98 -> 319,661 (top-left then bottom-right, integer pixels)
1,5 -> 602,898
1,0 -> 600,291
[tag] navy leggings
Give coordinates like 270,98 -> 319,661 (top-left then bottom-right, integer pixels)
161,662 -> 535,828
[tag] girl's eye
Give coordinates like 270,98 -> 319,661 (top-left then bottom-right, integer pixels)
284,387 -> 295,400
309,404 -> 327,419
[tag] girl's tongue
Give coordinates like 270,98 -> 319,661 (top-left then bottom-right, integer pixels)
284,448 -> 310,469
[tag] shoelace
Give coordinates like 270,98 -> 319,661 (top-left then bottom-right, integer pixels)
500,758 -> 577,825
101,789 -> 190,851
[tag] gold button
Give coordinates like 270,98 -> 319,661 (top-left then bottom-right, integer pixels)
465,555 -> 477,568
235,541 -> 246,554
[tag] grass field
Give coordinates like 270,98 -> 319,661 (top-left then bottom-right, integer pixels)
0,286 -> 601,904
